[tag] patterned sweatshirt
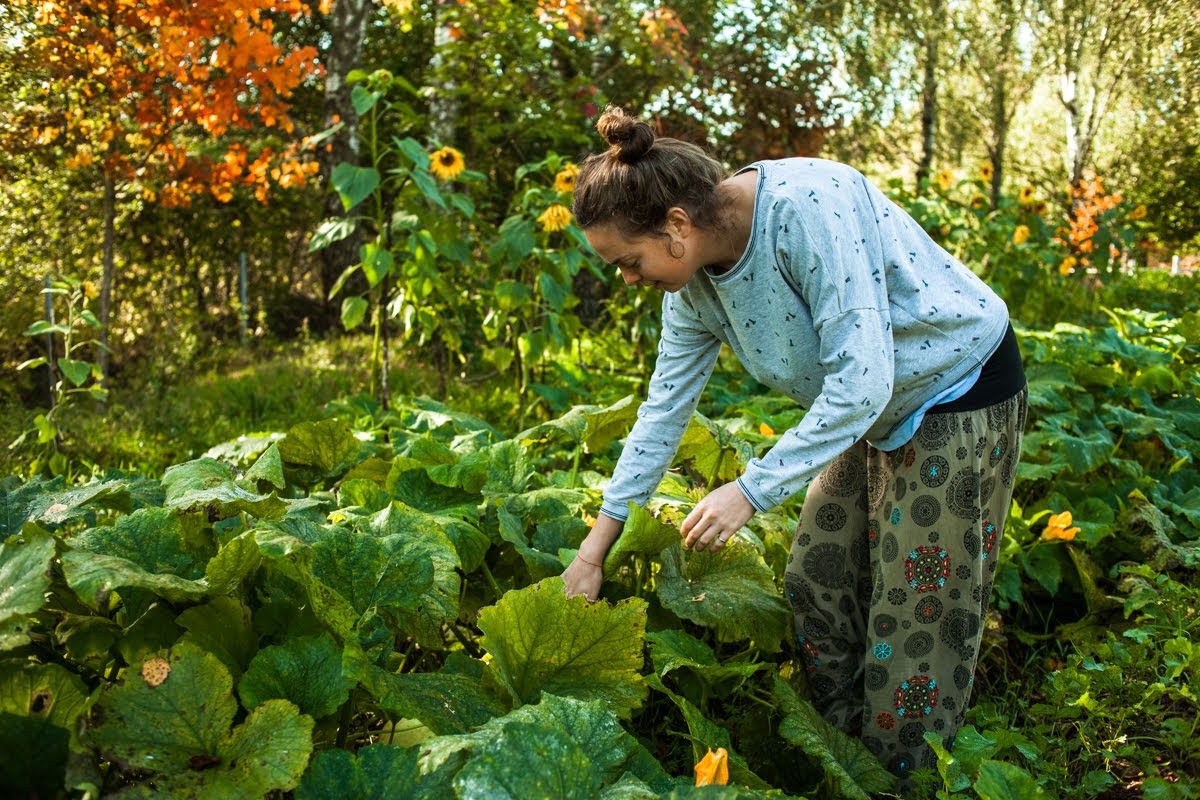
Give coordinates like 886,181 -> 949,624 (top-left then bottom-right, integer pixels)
599,158 -> 1009,521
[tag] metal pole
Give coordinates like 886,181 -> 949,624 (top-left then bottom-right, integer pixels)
44,274 -> 55,409
239,251 -> 248,342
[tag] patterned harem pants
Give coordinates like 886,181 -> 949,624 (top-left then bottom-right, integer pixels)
784,387 -> 1028,784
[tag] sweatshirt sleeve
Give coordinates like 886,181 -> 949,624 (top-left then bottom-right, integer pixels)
737,306 -> 894,511
737,186 -> 896,511
600,294 -> 723,521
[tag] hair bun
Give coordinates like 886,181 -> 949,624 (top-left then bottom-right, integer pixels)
595,105 -> 655,164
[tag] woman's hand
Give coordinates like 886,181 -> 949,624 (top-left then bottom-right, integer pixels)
562,556 -> 604,603
681,481 -> 755,552
562,512 -> 624,603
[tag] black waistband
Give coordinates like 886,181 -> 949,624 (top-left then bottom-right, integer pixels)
930,323 -> 1026,413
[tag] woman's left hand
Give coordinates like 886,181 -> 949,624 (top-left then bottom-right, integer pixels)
681,482 -> 756,552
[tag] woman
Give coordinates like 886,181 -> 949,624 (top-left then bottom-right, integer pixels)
561,106 -> 1027,783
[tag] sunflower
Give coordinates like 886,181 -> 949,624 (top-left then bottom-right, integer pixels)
537,203 -> 572,232
1018,185 -> 1036,205
1012,225 -> 1031,245
978,163 -> 993,182
969,193 -> 989,210
428,146 -> 466,181
554,163 -> 579,194
935,169 -> 953,192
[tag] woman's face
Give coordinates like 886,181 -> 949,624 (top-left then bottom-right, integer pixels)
584,218 -> 701,293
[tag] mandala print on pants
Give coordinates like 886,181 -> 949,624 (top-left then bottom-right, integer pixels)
783,388 -> 1028,788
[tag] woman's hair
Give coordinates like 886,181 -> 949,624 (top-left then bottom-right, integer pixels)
572,106 -> 728,238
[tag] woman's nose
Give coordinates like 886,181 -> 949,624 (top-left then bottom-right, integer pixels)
618,266 -> 639,285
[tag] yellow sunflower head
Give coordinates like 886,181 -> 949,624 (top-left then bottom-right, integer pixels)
970,193 -> 989,210
537,203 -> 572,232
978,163 -> 994,182
936,169 -> 953,192
554,163 -> 579,194
1018,185 -> 1036,205
429,146 -> 466,181
1012,224 -> 1030,245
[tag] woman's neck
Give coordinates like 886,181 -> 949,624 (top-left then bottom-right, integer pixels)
702,171 -> 758,273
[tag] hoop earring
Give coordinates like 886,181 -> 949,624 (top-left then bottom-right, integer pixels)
667,240 -> 684,259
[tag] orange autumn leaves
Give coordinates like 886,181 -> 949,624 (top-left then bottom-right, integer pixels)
14,0 -> 322,206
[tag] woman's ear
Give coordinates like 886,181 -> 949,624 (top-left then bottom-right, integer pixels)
664,206 -> 694,239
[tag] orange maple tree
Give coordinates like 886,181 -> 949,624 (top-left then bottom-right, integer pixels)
10,0 -> 324,204
6,0 -> 326,381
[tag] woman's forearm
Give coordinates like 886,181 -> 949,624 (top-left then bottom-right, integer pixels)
577,512 -> 625,564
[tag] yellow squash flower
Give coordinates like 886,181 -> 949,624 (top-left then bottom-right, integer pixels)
554,163 -> 579,193
537,203 -> 572,232
694,747 -> 730,786
1012,225 -> 1030,245
1059,256 -> 1077,276
1041,511 -> 1081,542
429,146 -> 466,181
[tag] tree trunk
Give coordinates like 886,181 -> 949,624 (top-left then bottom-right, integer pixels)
916,2 -> 942,187
97,170 -> 115,392
317,0 -> 372,327
429,0 -> 460,145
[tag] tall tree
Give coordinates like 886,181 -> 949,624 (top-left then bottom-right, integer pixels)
317,0 -> 375,320
950,0 -> 1042,206
3,0 -> 321,381
1038,0 -> 1166,187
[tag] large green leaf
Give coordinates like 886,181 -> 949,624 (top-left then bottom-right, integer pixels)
162,458 -> 287,520
477,578 -> 648,718
973,759 -> 1052,800
296,743 -> 458,800
646,629 -> 768,684
61,550 -> 208,610
0,477 -> 132,536
420,694 -> 669,791
331,163 -> 380,212
453,719 -> 601,800
773,675 -> 895,799
675,414 -> 752,486
606,502 -> 682,569
311,524 -> 457,645
0,528 -> 55,650
253,530 -> 361,643
70,506 -> 209,581
655,541 -> 788,651
87,642 -> 312,799
239,633 -> 353,720
0,661 -> 89,749
278,419 -> 362,479
583,395 -> 640,453
354,664 -> 506,735
244,442 -> 286,489
178,597 -> 257,681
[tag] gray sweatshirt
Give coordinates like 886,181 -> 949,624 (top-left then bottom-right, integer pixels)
599,158 -> 1009,521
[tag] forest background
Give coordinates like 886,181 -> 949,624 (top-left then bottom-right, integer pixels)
1,1 -> 1199,799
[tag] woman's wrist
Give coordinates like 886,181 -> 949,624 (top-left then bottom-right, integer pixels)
575,552 -> 603,568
